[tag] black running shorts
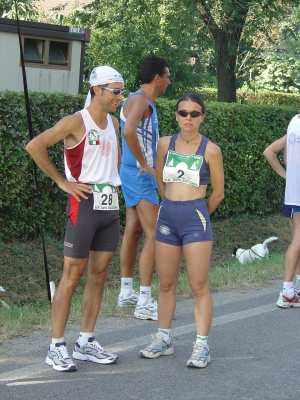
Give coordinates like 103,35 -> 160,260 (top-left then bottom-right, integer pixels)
64,193 -> 120,258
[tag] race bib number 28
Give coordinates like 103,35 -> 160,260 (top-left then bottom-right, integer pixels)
91,184 -> 119,210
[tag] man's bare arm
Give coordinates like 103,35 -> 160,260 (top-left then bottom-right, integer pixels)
263,135 -> 287,179
26,114 -> 92,201
112,116 -> 122,172
122,95 -> 156,178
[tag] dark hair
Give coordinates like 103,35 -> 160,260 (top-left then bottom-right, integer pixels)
90,84 -> 108,98
90,86 -> 95,98
139,56 -> 169,84
176,92 -> 206,114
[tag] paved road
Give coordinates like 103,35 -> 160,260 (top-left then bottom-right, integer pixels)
0,280 -> 299,400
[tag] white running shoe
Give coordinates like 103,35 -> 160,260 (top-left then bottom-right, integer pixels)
187,342 -> 210,368
276,291 -> 300,308
140,332 -> 174,358
294,281 -> 300,295
134,298 -> 158,320
117,291 -> 140,307
45,342 -> 77,372
72,337 -> 118,364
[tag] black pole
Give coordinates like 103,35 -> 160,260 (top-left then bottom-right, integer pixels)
14,2 -> 52,303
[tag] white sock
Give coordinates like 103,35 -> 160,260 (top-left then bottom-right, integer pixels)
120,278 -> 133,297
139,286 -> 151,306
52,337 -> 65,344
158,328 -> 171,343
196,335 -> 208,347
78,332 -> 94,344
283,281 -> 294,298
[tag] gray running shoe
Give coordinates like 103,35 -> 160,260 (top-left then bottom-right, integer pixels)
45,341 -> 77,372
72,337 -> 118,364
140,332 -> 174,359
187,342 -> 210,368
117,291 -> 139,307
294,281 -> 300,295
134,298 -> 158,320
276,291 -> 300,308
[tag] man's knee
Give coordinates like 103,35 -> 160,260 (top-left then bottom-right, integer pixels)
62,258 -> 87,284
160,280 -> 177,293
58,274 -> 80,294
124,220 -> 143,240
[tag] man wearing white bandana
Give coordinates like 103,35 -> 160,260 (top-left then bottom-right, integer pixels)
26,66 -> 124,372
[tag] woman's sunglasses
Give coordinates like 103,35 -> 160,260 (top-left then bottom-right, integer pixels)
99,86 -> 126,96
177,110 -> 204,118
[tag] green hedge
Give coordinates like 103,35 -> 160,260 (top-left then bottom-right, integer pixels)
198,88 -> 300,106
0,90 -> 297,240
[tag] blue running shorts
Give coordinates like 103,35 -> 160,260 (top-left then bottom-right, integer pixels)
155,197 -> 213,246
292,205 -> 300,214
120,164 -> 159,207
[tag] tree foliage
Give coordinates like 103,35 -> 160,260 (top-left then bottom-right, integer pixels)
192,0 -> 300,102
51,0 -> 300,101
246,54 -> 300,93
1,0 -> 40,19
2,0 -> 300,101
240,6 -> 300,93
57,0 -> 215,98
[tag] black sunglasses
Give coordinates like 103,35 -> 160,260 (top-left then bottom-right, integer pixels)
177,110 -> 204,118
99,86 -> 126,96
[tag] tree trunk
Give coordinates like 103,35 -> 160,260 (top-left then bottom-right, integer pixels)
214,31 -> 237,103
193,0 -> 250,103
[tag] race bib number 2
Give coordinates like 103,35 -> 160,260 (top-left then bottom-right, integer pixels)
163,150 -> 203,187
91,184 -> 119,210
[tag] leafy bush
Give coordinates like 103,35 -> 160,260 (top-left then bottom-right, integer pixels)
0,90 -> 297,239
197,88 -> 300,106
247,54 -> 300,94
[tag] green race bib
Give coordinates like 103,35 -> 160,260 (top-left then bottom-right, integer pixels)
163,150 -> 203,187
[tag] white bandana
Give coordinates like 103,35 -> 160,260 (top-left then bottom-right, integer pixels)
84,66 -> 124,108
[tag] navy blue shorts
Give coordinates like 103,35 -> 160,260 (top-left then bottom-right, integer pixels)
281,197 -> 293,218
281,197 -> 300,217
155,197 -> 213,246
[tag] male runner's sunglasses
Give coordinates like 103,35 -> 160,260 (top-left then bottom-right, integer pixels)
99,86 -> 126,96
177,110 -> 204,118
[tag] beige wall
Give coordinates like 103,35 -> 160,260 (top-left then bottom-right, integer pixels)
0,31 -> 82,94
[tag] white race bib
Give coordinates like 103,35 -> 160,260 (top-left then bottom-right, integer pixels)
163,150 -> 203,187
91,184 -> 119,210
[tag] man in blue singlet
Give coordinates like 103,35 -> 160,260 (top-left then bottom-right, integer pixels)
117,56 -> 170,320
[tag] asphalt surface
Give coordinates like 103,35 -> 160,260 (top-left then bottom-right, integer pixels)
0,280 -> 299,400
